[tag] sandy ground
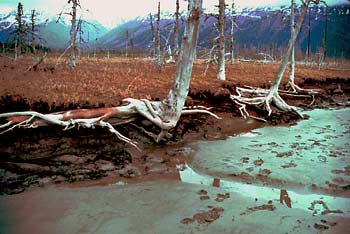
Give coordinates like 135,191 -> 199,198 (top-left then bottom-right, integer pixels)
1,181 -> 349,234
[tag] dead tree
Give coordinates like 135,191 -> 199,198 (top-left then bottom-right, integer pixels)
322,5 -> 328,59
0,0 -> 218,150
125,30 -> 129,57
155,1 -> 162,68
31,10 -> 36,55
15,2 -> 24,59
306,6 -> 311,60
231,0 -> 322,120
77,19 -> 83,58
174,0 -> 180,57
69,0 -> 79,68
217,0 -> 226,80
130,33 -> 134,53
149,13 -> 156,57
230,0 -> 236,64
289,0 -> 295,87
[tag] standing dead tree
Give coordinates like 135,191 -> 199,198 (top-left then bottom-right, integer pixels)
322,4 -> 328,59
30,9 -> 36,55
202,0 -> 227,79
77,18 -> 87,59
217,0 -> 226,80
69,0 -> 79,68
230,0 -> 236,65
15,2 -> 24,60
231,0 -> 322,120
306,5 -> 311,60
173,0 -> 180,58
125,30 -> 129,57
289,0 -> 296,89
149,13 -> 156,57
155,1 -> 162,69
0,0 -> 218,150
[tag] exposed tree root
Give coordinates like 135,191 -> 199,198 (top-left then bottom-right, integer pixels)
0,98 -> 220,150
286,81 -> 323,95
230,86 -> 304,121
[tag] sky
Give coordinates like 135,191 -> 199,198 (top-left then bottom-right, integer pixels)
0,0 -> 348,28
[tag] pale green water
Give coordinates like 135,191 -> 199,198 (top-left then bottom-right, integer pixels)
179,108 -> 350,217
190,108 -> 350,194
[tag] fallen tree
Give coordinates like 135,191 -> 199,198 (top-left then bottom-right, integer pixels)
0,0 -> 219,150
231,0 -> 322,120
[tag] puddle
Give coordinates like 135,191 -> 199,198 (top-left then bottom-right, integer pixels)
178,164 -> 350,217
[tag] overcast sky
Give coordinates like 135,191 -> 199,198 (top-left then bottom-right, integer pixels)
0,0 -> 348,28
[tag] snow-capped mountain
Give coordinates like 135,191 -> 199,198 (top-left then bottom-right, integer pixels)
96,3 -> 350,58
0,10 -> 108,49
1,3 -> 349,58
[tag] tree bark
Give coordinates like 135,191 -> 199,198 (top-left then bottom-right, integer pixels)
149,13 -> 155,58
323,5 -> 328,59
125,30 -> 129,57
174,0 -> 180,58
289,0 -> 295,84
161,0 -> 203,127
69,0 -> 78,68
156,1 -> 162,68
230,0 -> 236,65
217,0 -> 226,80
16,2 -> 24,58
31,10 -> 36,55
307,6 -> 311,60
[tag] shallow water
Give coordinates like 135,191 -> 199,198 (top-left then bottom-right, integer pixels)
178,108 -> 350,217
178,164 -> 350,217
190,108 -> 350,195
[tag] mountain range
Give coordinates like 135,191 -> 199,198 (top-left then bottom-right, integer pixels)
0,4 -> 349,58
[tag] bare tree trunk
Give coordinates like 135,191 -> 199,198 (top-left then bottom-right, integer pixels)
125,30 -> 129,57
69,0 -> 78,68
77,19 -> 82,59
307,6 -> 311,60
270,0 -> 315,95
161,0 -> 203,126
174,0 -> 180,58
217,0 -> 226,80
156,1 -> 162,68
149,13 -> 155,57
230,0 -> 236,64
289,0 -> 295,84
130,33 -> 134,54
31,10 -> 36,55
16,2 -> 23,59
323,5 -> 328,59
231,0 -> 321,119
93,38 -> 97,59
